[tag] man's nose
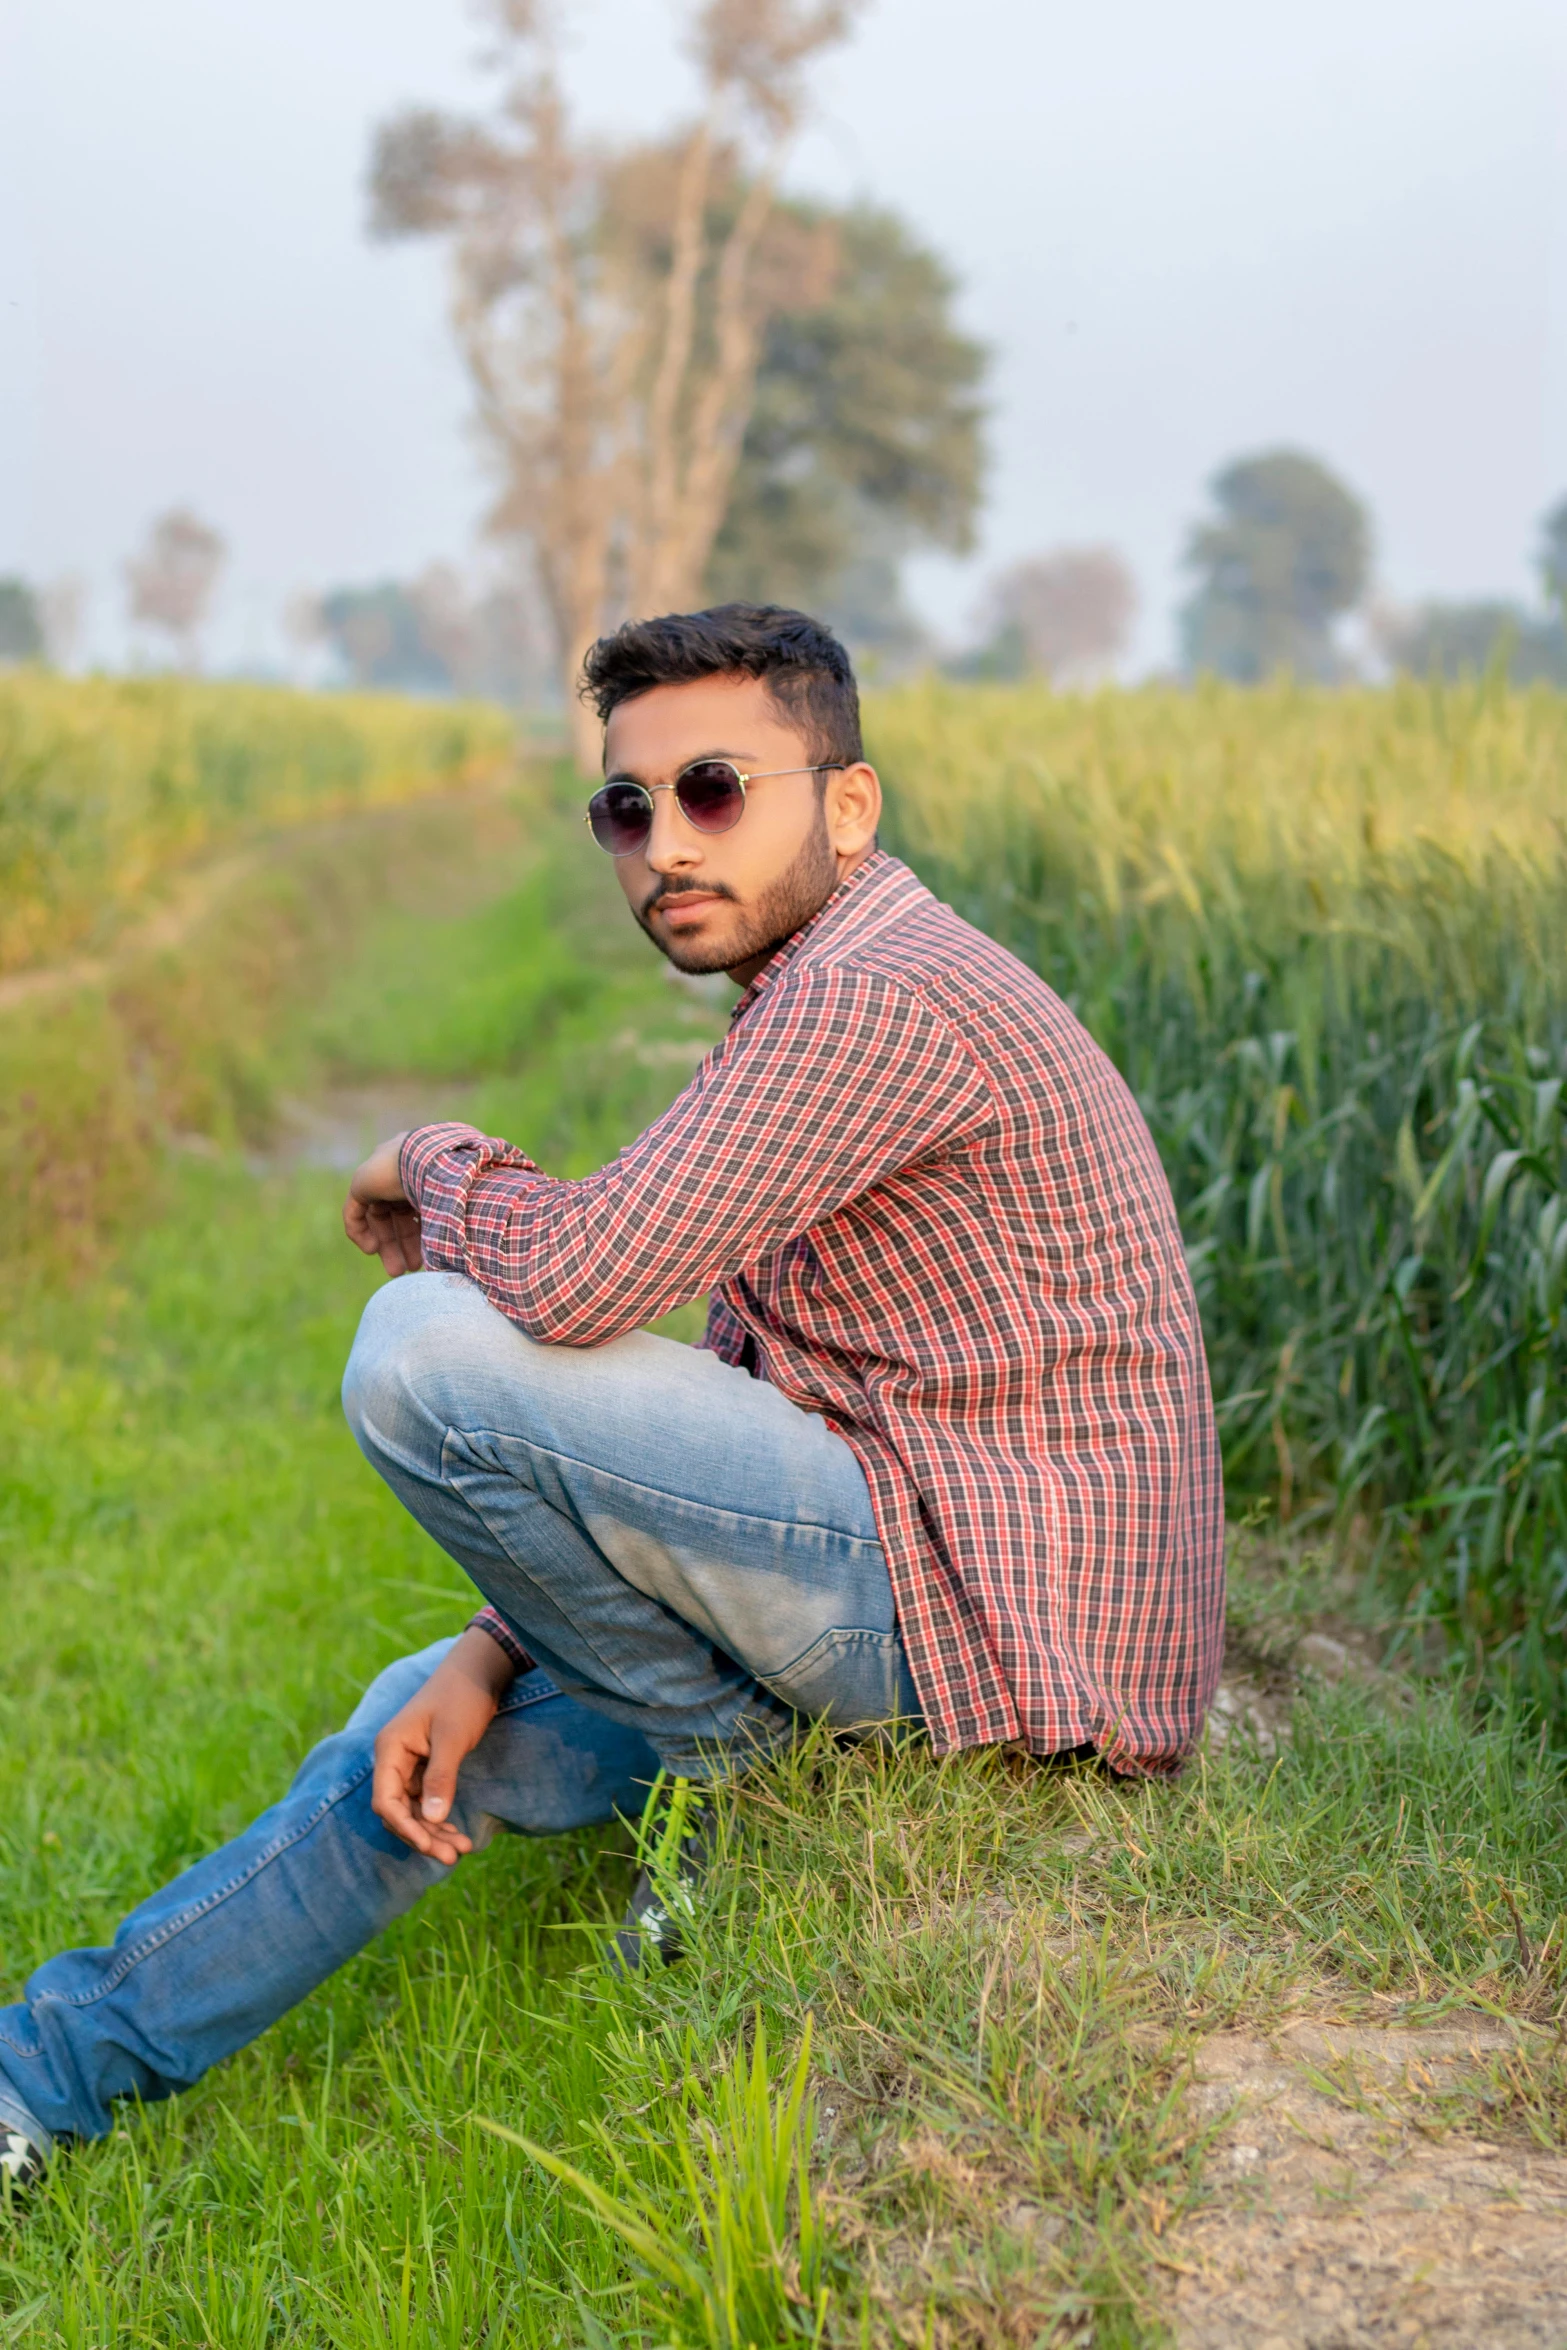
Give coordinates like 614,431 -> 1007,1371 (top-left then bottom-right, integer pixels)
644,788 -> 701,869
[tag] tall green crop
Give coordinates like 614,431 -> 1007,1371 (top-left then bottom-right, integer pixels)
870,675 -> 1567,1713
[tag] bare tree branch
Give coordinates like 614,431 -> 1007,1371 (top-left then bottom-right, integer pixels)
368,0 -> 853,766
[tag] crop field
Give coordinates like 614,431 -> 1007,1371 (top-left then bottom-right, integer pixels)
878,678 -> 1567,1717
2,677 -> 1566,2345
0,673 -> 514,979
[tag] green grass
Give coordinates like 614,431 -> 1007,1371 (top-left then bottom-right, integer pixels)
4,784 -> 1567,2346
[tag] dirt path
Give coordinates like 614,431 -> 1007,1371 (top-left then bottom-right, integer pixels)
1169,2017 -> 1567,2347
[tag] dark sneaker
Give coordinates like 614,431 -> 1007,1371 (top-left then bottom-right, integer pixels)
610,1778 -> 719,1974
1,2122 -> 47,2198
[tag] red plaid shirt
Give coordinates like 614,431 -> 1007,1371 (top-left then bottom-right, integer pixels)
401,850 -> 1223,1772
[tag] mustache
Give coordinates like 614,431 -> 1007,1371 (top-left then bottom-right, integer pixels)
641,879 -> 740,917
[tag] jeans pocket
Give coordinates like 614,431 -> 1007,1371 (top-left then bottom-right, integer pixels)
759,1627 -> 923,1733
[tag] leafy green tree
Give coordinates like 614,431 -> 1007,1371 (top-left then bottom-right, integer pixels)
0,578 -> 44,663
1381,600 -> 1567,686
1181,449 -> 1369,682
315,583 -> 450,693
1537,495 -> 1567,617
369,1 -> 859,765
706,204 -> 986,653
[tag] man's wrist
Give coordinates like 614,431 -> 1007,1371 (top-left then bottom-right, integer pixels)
464,1604 -> 533,1682
451,1621 -> 521,1699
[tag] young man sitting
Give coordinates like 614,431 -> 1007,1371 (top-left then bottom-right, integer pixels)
0,605 -> 1223,2192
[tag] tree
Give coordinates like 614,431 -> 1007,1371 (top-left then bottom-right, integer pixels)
39,576 -> 85,670
370,0 -> 857,768
0,579 -> 44,664
126,507 -> 226,671
955,547 -> 1135,683
1537,495 -> 1567,618
706,203 -> 986,655
1181,450 -> 1369,683
1376,600 -> 1567,687
311,581 -> 452,693
302,563 -> 551,700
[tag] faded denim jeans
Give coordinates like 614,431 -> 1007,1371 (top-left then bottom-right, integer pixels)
0,1271 -> 918,2151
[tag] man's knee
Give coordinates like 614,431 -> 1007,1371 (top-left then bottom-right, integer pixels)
341,1272 -> 528,1460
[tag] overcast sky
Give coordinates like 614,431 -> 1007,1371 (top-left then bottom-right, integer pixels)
2,0 -> 1563,671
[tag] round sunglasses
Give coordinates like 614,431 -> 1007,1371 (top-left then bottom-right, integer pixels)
585,759 -> 842,857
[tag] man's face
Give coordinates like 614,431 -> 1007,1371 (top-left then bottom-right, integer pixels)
599,672 -> 882,984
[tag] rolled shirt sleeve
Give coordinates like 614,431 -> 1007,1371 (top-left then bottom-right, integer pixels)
398,963 -> 994,1349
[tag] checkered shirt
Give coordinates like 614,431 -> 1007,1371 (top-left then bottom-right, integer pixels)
401,850 -> 1224,1772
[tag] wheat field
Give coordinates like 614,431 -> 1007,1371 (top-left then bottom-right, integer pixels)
869,677 -> 1567,1710
0,671 -> 514,977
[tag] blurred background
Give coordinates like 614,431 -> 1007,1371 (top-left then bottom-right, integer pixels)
3,0 -> 1564,695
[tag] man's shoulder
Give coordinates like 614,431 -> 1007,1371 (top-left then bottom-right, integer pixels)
787,857 -> 1128,1106
800,857 -> 1047,1013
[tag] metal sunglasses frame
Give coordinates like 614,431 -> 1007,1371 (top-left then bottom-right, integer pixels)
584,759 -> 845,855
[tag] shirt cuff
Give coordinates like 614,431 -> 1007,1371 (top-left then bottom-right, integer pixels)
398,1121 -> 492,1206
398,1122 -> 540,1280
466,1605 -> 534,1678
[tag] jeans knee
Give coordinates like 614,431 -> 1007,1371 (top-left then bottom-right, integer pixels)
341,1272 -> 497,1454
343,1275 -> 425,1443
341,1272 -> 581,1484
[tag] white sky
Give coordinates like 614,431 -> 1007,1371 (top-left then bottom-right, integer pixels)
2,0 -> 1564,671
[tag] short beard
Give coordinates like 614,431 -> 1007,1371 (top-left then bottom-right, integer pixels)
636,803 -> 841,976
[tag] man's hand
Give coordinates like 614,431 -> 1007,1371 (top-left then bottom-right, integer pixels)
371,1626 -> 518,1865
344,1131 -> 423,1277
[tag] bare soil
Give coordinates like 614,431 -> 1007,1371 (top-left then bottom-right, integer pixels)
1167,2018 -> 1567,2347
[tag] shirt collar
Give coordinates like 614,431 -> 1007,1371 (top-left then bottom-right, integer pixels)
728,849 -> 920,1024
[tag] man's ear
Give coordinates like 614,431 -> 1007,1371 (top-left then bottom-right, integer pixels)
826,762 -> 881,860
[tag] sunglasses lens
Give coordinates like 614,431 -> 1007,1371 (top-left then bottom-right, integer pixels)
675,761 -> 746,832
587,781 -> 653,855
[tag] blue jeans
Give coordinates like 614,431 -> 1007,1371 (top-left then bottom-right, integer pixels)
0,1273 -> 917,2151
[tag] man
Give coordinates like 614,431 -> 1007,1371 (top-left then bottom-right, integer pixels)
0,604 -> 1223,2193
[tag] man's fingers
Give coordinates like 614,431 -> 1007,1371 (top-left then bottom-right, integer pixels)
373,1731 -> 441,1853
419,1722 -> 468,1827
344,1175 -> 421,1266
371,1736 -> 424,1842
352,1200 -> 422,1278
371,1729 -> 473,1864
343,1196 -> 380,1257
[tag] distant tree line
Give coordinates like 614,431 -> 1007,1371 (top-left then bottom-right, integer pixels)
1176,448 -> 1567,686
950,548 -> 1137,684
0,576 -> 82,668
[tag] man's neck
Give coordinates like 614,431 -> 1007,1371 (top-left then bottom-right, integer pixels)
724,843 -> 874,989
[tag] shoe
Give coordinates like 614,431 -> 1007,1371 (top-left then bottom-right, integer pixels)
1,2122 -> 47,2197
610,1778 -> 719,1974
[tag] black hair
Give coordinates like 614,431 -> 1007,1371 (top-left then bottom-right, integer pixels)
579,603 -> 863,769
